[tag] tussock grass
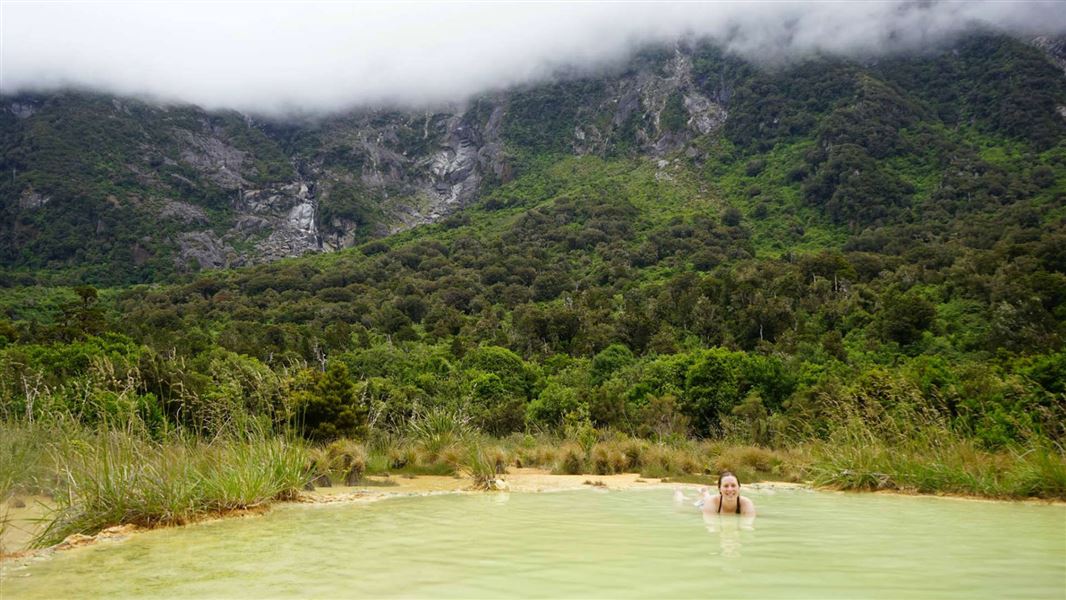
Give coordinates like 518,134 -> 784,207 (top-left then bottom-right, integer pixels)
356,408 -> 473,477
33,426 -> 307,547
590,443 -> 628,475
639,445 -> 695,479
11,395 -> 1054,553
407,408 -> 470,456
619,439 -> 649,471
325,439 -> 367,485
708,444 -> 797,482
807,409 -> 1066,499
553,443 -> 586,475
305,447 -> 333,487
522,444 -> 559,469
2,419 -> 68,551
463,444 -> 504,490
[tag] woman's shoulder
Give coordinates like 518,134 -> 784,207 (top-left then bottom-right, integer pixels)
700,494 -> 723,511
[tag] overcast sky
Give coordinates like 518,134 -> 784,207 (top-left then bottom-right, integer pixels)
2,1 -> 1064,116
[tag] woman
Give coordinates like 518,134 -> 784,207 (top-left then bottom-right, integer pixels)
702,471 -> 756,517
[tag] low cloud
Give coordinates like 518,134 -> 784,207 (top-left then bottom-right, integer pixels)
2,1 -> 1063,116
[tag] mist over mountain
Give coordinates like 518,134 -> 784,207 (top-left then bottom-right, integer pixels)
4,1 -> 1065,116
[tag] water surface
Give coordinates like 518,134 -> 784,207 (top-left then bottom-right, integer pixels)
3,488 -> 1064,599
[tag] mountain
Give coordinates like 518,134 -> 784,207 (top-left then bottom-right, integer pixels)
0,44 -> 718,284
0,32 -> 1064,288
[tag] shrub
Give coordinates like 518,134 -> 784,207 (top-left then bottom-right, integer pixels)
326,439 -> 367,485
554,443 -> 586,475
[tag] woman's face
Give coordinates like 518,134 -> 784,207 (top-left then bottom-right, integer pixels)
719,475 -> 740,498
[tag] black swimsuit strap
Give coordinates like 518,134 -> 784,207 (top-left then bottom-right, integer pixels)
717,496 -> 742,514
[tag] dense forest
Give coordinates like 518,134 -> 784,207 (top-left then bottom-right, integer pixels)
1,33 -> 1065,520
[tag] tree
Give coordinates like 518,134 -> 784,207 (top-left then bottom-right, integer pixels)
684,348 -> 744,433
637,394 -> 690,442
590,344 -> 634,385
877,290 -> 936,346
293,362 -> 368,441
526,380 -> 581,428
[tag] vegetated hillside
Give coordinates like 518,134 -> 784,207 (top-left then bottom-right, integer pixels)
0,42 -> 729,285
0,32 -> 1064,456
5,33 -> 1062,286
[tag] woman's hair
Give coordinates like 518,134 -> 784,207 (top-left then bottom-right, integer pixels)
717,471 -> 740,489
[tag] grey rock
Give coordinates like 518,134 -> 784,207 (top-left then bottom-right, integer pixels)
234,215 -> 271,233
18,189 -> 50,210
174,129 -> 250,189
9,102 -> 36,119
177,231 -> 234,270
321,217 -> 360,252
1031,35 -> 1066,76
158,200 -> 208,225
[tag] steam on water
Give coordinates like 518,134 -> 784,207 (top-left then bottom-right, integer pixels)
3,488 -> 1064,599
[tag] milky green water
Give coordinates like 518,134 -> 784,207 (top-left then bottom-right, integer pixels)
2,488 -> 1064,599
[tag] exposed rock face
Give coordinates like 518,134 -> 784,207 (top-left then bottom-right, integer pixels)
303,103 -> 508,234
1031,36 -> 1066,75
320,217 -> 359,252
240,182 -> 319,258
478,105 -> 510,182
174,129 -> 251,189
8,102 -> 36,119
18,189 -> 49,210
428,117 -> 482,215
158,200 -> 208,225
573,47 -> 726,157
177,231 -> 233,270
253,183 -> 320,261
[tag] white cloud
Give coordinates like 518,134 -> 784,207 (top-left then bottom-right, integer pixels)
2,1 -> 1063,116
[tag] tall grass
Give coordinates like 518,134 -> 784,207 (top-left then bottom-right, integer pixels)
1,419 -> 64,502
0,418 -> 312,548
1,419 -> 69,552
38,429 -> 307,546
806,399 -> 1066,499
8,391 -> 1059,554
406,408 -> 470,455
462,443 -> 507,490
